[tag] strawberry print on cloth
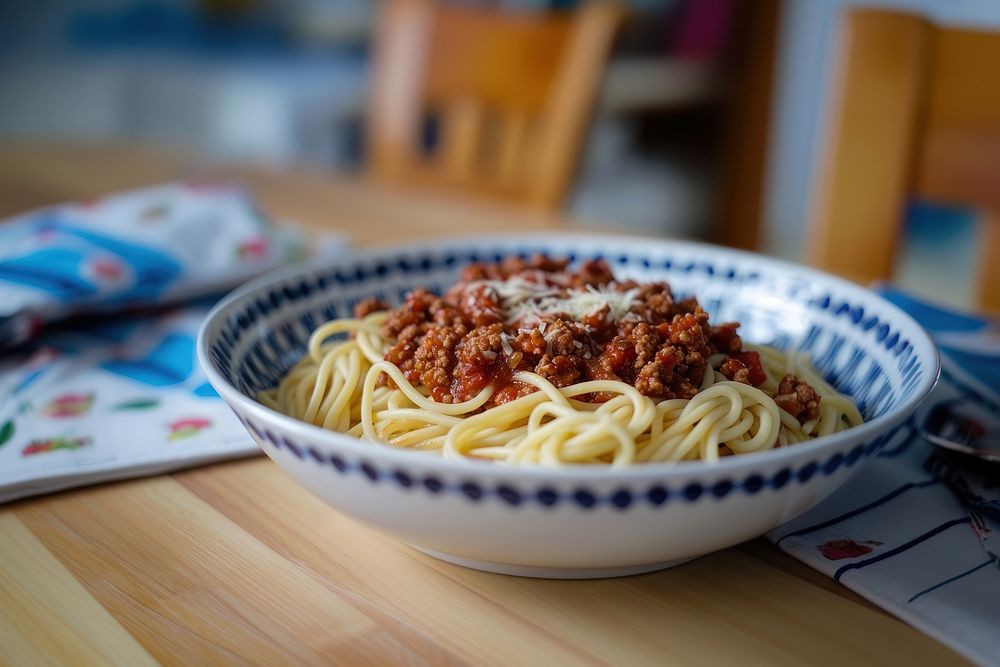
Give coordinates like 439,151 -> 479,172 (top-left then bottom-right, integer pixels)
22,437 -> 92,456
817,539 -> 883,561
41,393 -> 94,418
168,418 -> 213,442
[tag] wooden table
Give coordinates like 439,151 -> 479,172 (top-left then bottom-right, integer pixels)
0,145 -> 967,666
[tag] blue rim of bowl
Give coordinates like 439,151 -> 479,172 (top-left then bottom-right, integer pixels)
196,233 -> 941,487
227,408 -> 921,508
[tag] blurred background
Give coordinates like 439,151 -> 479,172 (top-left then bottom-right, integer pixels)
0,0 -> 997,311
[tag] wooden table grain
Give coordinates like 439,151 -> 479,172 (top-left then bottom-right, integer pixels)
0,145 -> 968,666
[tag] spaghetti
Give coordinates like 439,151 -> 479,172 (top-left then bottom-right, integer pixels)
260,256 -> 862,465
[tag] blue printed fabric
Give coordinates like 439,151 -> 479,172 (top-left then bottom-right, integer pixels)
0,183 -> 345,503
0,300 -> 263,502
769,288 -> 1000,667
0,182 -> 315,347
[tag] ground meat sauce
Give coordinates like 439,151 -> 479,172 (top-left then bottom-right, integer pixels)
774,373 -> 821,422
358,255 -> 820,410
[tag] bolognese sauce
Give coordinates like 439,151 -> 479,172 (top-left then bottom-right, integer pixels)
357,255 -> 817,410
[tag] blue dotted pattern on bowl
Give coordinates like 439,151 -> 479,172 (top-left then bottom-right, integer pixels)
206,244 -> 928,507
231,410 -> 916,508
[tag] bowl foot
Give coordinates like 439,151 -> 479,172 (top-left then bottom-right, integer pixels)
411,546 -> 697,579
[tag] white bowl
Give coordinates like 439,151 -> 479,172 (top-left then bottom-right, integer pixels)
198,235 -> 938,578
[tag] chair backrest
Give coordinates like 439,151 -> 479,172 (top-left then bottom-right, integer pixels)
367,0 -> 621,211
810,9 -> 1000,312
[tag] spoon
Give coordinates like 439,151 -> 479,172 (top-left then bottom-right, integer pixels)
921,402 -> 1000,464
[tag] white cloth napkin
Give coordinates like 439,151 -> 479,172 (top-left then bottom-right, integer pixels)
768,288 -> 1000,667
0,183 -> 345,503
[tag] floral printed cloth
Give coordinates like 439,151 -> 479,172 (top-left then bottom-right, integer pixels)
0,301 -> 259,502
0,184 -> 345,503
0,181 -> 311,348
769,287 -> 1000,667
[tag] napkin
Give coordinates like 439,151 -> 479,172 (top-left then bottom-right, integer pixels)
768,288 -> 1000,667
0,181 -> 309,348
0,184 -> 345,503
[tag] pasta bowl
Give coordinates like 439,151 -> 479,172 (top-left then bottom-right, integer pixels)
197,235 -> 938,578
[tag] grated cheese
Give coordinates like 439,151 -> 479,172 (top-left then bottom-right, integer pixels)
468,277 -> 640,326
499,332 -> 514,356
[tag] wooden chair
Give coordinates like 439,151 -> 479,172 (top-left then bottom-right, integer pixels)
810,9 -> 1000,312
366,0 -> 621,212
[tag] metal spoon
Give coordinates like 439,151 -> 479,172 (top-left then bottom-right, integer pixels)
921,403 -> 1000,464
